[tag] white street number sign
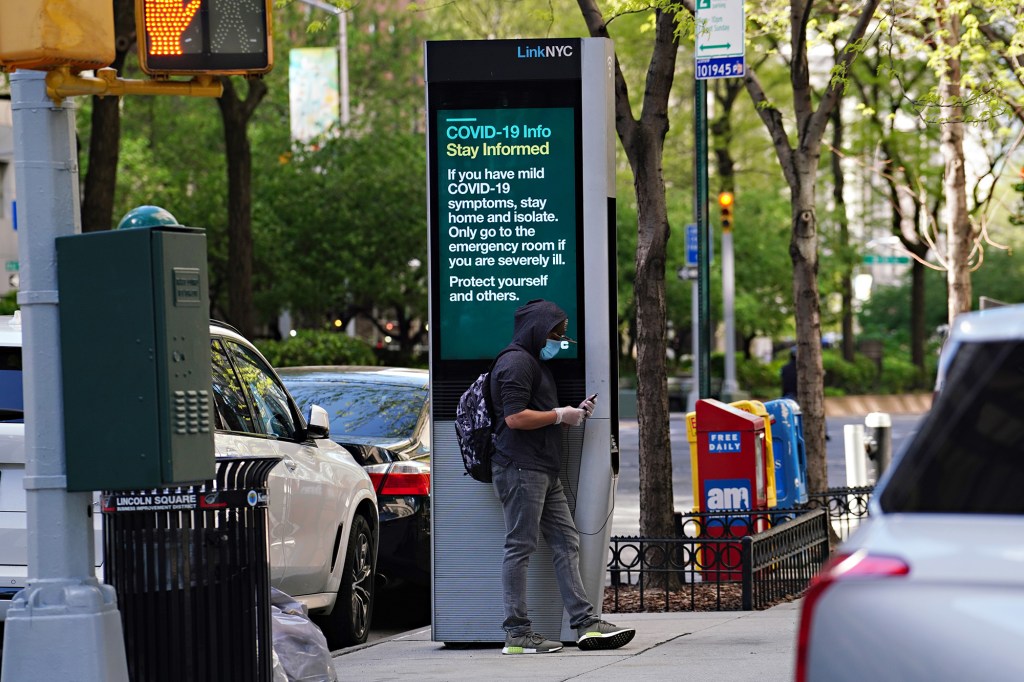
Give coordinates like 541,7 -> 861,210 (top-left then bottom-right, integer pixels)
695,0 -> 745,80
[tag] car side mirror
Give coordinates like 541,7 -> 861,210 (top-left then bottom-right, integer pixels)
305,405 -> 331,440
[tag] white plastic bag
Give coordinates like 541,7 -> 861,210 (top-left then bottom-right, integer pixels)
270,588 -> 339,682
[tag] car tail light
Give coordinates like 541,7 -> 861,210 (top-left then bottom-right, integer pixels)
365,461 -> 430,496
795,550 -> 909,682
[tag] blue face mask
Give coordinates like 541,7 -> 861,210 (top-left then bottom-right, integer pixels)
540,339 -> 561,361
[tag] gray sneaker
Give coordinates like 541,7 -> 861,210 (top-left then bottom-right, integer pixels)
502,632 -> 563,655
576,620 -> 636,651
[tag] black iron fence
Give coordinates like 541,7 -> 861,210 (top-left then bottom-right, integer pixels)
741,509 -> 830,609
804,486 -> 874,540
605,487 -> 875,613
607,508 -> 830,612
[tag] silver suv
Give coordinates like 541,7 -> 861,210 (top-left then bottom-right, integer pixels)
796,303 -> 1024,681
0,316 -> 379,649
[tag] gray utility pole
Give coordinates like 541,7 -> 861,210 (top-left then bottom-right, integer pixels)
1,70 -> 128,682
721,228 -> 738,399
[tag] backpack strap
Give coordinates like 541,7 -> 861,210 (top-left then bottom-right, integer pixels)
487,346 -> 539,412
486,347 -> 523,405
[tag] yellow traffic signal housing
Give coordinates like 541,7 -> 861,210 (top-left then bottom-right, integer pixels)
0,0 -> 115,72
718,191 -> 734,232
135,0 -> 274,77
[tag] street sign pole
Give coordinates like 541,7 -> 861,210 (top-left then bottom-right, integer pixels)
695,80 -> 711,399
694,0 -> 745,401
1,70 -> 129,682
685,224 -> 700,410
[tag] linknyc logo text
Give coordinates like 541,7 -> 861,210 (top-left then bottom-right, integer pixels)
516,44 -> 574,59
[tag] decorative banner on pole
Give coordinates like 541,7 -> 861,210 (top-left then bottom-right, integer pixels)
289,47 -> 340,142
695,0 -> 745,81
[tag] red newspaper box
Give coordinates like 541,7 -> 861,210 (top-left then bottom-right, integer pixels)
695,399 -> 769,579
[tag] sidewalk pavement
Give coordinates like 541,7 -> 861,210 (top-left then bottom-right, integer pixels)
331,600 -> 801,681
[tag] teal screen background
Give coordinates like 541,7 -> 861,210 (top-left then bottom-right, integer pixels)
436,107 -> 578,360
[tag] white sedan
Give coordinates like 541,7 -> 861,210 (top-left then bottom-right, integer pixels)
0,317 -> 379,649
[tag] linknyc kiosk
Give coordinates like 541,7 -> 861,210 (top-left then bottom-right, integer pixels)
425,38 -> 617,645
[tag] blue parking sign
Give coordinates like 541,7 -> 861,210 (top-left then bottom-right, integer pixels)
686,224 -> 698,266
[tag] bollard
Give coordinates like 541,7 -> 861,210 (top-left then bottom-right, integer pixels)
843,424 -> 869,487
864,412 -> 893,481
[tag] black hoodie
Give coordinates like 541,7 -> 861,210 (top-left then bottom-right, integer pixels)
489,299 -> 566,474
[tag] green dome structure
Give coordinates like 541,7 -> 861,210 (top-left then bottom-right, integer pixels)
116,205 -> 180,230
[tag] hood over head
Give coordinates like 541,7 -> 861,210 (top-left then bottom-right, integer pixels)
511,299 -> 567,356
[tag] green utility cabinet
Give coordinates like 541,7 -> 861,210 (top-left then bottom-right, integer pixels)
56,225 -> 215,491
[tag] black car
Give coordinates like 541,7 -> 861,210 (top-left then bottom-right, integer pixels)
279,366 -> 430,609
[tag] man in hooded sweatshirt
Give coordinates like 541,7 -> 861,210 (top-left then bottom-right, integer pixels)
489,299 -> 636,655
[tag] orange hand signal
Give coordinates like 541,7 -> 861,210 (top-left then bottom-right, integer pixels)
144,0 -> 203,56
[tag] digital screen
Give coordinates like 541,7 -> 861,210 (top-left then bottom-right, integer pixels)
138,0 -> 271,75
435,106 -> 579,360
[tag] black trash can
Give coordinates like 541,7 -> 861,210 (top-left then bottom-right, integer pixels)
102,456 -> 280,682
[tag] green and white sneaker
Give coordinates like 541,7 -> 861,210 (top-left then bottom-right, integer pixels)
576,620 -> 636,651
502,632 -> 563,655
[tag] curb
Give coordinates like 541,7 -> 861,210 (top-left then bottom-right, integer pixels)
824,393 -> 932,417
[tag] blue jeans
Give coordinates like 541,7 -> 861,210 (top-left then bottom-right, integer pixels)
492,461 -> 595,636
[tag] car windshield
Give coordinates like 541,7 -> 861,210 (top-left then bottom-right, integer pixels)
879,339 -> 1024,514
286,380 -> 426,440
0,346 -> 23,423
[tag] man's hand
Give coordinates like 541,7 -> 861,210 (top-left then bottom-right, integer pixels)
578,396 -> 596,418
554,406 -> 587,426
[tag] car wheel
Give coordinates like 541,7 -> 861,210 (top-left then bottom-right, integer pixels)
316,514 -> 375,649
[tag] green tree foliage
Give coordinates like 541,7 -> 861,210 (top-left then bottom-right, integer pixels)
729,189 -> 793,353
258,132 -> 428,352
0,291 -> 17,316
78,2 -> 432,340
108,92 -> 233,316
256,330 -> 377,367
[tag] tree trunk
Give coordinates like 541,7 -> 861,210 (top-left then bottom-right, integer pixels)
741,0 -> 878,494
575,1 -> 678,545
790,167 -> 828,494
910,258 -> 926,369
80,0 -> 135,232
880,140 -> 929,371
830,104 -> 854,362
216,77 -> 267,339
938,7 -> 972,323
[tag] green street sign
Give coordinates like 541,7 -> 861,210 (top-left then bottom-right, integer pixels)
862,254 -> 910,265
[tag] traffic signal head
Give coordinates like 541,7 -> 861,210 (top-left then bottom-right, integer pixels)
0,0 -> 114,72
135,0 -> 274,77
718,192 -> 734,232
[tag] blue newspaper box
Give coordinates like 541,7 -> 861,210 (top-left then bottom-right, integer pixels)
764,398 -> 808,507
